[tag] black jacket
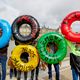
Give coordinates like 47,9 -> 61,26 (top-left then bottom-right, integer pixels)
70,53 -> 80,73
0,45 -> 8,53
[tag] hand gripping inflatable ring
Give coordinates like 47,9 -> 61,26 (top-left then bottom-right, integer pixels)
61,11 -> 80,42
0,19 -> 12,48
37,32 -> 67,64
12,15 -> 40,43
11,45 -> 39,72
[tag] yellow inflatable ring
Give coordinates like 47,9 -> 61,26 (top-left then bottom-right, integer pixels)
11,45 -> 39,72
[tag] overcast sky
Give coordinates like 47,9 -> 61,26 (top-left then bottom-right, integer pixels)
0,0 -> 80,32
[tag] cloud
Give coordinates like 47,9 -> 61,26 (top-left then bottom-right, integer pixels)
1,0 -> 80,30
0,0 -> 20,24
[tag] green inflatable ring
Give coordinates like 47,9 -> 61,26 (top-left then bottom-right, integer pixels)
37,32 -> 67,64
66,39 -> 80,56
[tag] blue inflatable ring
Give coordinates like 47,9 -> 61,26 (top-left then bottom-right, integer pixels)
0,20 -> 12,48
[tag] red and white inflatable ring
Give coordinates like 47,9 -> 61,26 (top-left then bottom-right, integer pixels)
61,11 -> 80,42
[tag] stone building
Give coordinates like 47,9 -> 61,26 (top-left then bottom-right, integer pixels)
37,27 -> 56,39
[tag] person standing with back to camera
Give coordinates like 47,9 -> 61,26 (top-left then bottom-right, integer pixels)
0,28 -> 9,80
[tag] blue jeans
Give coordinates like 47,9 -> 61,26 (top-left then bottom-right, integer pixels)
48,64 -> 60,80
0,56 -> 7,80
71,66 -> 78,80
